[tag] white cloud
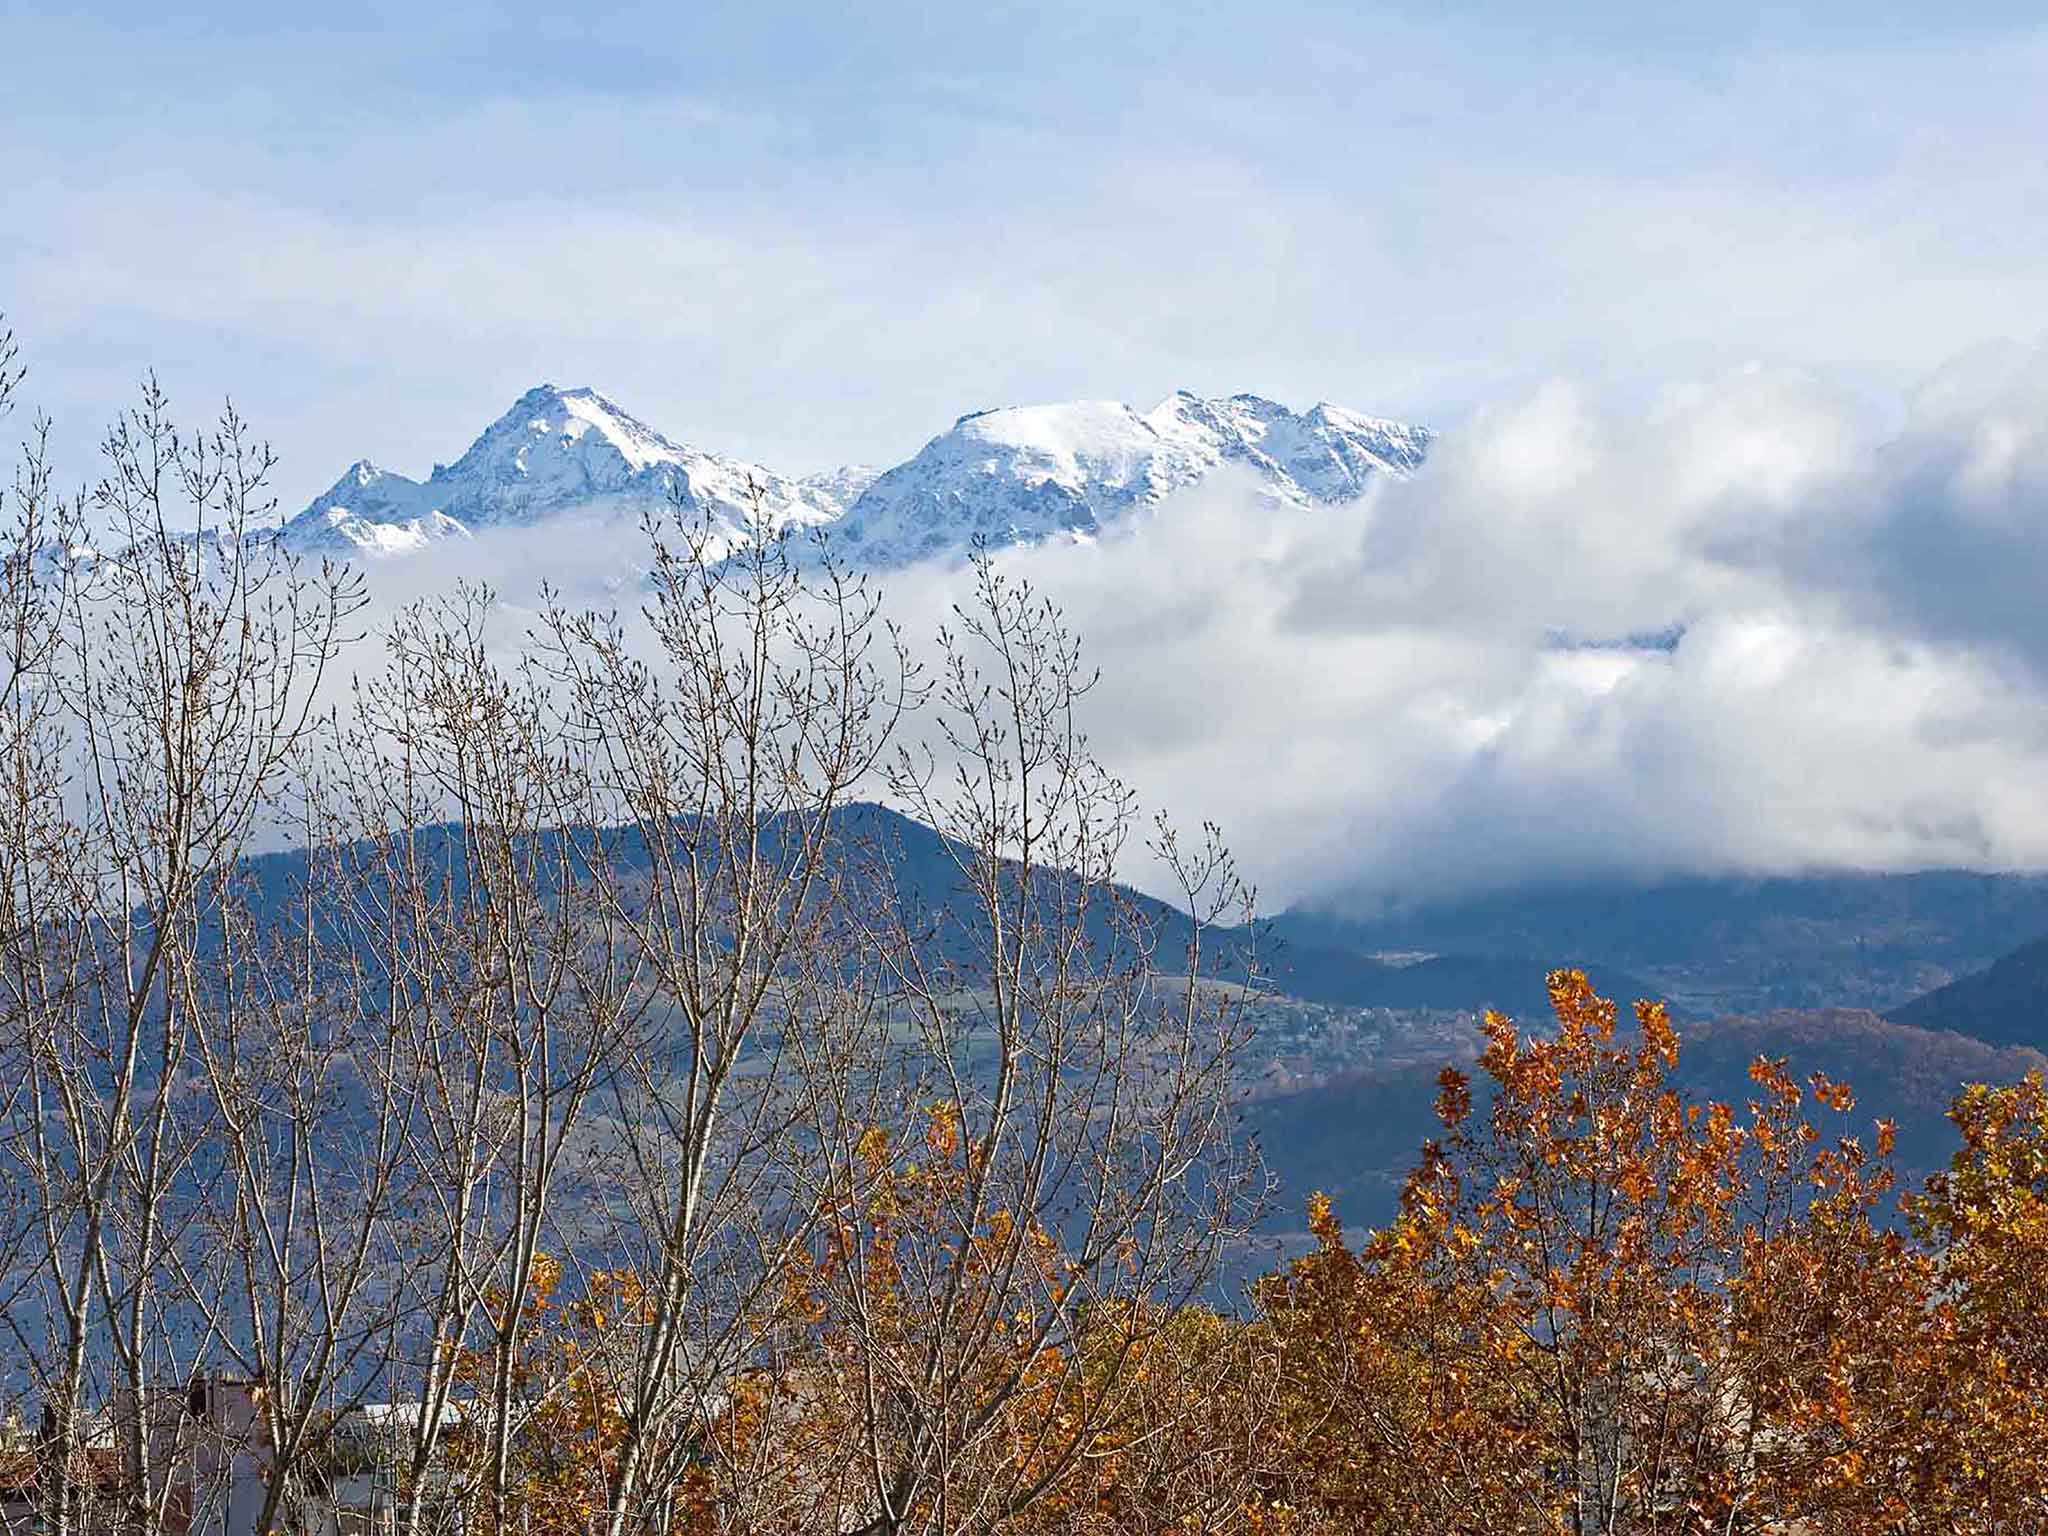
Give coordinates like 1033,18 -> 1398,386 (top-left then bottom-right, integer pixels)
855,357 -> 2048,910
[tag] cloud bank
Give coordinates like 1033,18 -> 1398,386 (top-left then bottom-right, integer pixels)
316,347 -> 2048,912
867,351 -> 2048,911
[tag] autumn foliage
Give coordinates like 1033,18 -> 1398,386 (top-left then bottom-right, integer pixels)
442,972 -> 2048,1534
442,1258 -> 723,1536
1249,970 -> 2048,1536
1900,1073 -> 2048,1524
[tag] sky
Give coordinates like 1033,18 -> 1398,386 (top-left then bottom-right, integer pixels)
10,1 -> 2048,908
7,1 -> 2048,506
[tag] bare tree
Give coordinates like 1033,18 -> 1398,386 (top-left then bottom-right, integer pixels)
324,585 -> 645,1536
178,789 -> 419,1536
528,503 -> 917,1536
795,554 -> 1263,1536
0,313 -> 74,1506
0,362 -> 365,1536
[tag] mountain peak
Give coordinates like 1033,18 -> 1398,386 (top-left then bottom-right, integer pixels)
509,382 -> 631,417
490,383 -> 644,429
313,457 -> 402,496
303,458 -> 427,522
434,384 -> 692,502
474,383 -> 679,472
286,383 -> 842,559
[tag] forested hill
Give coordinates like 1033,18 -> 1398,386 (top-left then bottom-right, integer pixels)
234,801 -> 1649,1020
234,805 -> 2048,1243
236,800 -> 2048,1051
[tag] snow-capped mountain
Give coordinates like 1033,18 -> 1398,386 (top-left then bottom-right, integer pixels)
287,386 -> 1430,570
283,386 -> 841,561
825,390 -> 1431,566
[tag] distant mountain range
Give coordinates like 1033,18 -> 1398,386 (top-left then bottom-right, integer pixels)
227,799 -> 2048,1243
1243,874 -> 2048,1232
279,385 -> 1432,568
1274,870 -> 2048,1018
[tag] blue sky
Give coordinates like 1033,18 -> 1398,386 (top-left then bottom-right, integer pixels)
13,1 -> 2048,900
6,1 -> 2048,508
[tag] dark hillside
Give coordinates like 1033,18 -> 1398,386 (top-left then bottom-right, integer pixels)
1887,933 -> 2048,1050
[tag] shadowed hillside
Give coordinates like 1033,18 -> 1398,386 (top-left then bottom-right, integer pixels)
1278,871 -> 2048,1015
1887,932 -> 2048,1050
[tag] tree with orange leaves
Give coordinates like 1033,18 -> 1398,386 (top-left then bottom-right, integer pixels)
1257,969 -> 1936,1536
442,1258 -> 738,1536
1898,1072 -> 2048,1531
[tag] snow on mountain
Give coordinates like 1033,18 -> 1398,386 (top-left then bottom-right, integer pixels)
796,464 -> 882,514
282,386 -> 838,561
290,461 -> 472,556
1154,393 -> 1430,501
823,391 -> 1432,567
286,386 -> 1430,571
